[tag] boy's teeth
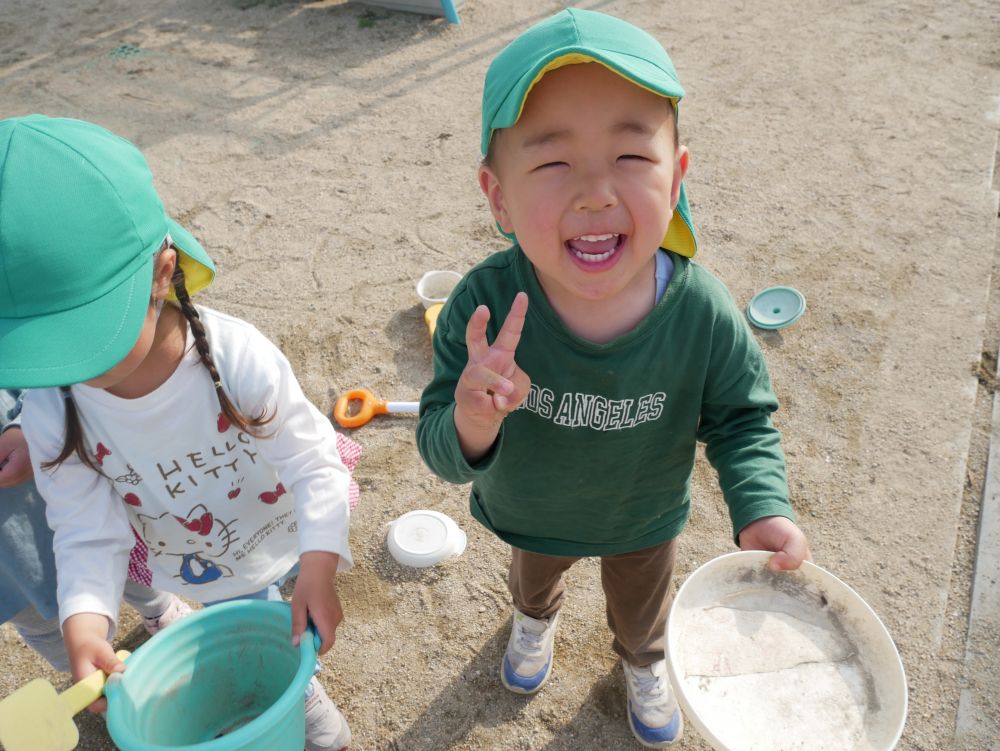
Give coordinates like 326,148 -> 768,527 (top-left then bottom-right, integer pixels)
573,248 -> 614,262
568,233 -> 620,262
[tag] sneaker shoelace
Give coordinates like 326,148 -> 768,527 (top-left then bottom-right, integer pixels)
628,666 -> 666,706
514,619 -> 549,655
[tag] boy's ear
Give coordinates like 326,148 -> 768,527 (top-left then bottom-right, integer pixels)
670,145 -> 690,211
478,165 -> 515,235
151,248 -> 178,302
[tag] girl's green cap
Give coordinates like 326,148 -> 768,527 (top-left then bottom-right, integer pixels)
481,8 -> 697,257
0,115 -> 215,388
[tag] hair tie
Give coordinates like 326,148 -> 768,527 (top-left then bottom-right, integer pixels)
213,381 -> 222,389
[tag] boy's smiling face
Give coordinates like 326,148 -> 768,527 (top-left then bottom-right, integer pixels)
480,62 -> 688,323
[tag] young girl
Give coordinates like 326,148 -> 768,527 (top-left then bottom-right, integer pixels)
0,115 -> 358,751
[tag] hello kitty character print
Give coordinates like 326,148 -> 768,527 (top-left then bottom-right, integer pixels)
137,504 -> 238,585
93,405 -> 362,597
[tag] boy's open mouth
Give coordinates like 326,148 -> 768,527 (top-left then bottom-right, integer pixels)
566,233 -> 625,263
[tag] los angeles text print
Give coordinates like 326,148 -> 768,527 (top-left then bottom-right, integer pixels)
518,383 -> 666,431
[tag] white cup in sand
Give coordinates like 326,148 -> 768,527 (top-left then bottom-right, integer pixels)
416,270 -> 462,309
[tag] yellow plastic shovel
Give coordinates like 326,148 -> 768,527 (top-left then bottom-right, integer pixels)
0,650 -> 129,751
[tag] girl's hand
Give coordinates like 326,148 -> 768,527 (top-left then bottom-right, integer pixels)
291,551 -> 343,656
0,427 -> 33,488
454,292 -> 531,462
738,515 -> 812,571
62,612 -> 122,713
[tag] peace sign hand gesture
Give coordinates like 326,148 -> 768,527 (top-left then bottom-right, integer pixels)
453,292 -> 531,462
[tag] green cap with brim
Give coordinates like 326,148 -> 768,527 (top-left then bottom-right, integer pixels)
0,115 -> 215,388
481,8 -> 697,257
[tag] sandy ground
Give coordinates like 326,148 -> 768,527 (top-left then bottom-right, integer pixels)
1,0 -> 999,749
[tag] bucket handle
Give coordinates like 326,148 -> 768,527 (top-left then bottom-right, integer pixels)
310,625 -> 321,653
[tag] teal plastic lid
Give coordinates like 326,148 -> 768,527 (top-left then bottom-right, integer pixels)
746,286 -> 806,330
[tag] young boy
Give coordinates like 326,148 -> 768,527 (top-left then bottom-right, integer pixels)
416,9 -> 810,748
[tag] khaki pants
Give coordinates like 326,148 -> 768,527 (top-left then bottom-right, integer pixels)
507,537 -> 678,667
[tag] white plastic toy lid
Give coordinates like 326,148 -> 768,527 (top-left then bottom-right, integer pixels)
386,510 -> 467,568
666,551 -> 907,751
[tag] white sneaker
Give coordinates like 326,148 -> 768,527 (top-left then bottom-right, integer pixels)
304,677 -> 351,751
623,659 -> 683,747
142,595 -> 193,636
500,609 -> 559,694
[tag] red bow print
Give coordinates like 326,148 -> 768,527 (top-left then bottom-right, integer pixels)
94,443 -> 111,466
259,482 -> 287,505
175,512 -> 214,536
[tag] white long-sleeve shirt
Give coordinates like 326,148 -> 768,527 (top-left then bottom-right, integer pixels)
22,306 -> 353,627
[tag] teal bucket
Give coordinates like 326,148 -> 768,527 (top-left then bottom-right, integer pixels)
106,600 -> 318,751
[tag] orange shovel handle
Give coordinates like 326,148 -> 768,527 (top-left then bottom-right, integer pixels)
333,389 -> 388,429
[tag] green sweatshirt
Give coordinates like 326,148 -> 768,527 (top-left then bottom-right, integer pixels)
417,247 -> 793,556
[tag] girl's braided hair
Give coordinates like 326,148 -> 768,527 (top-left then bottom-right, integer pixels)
42,252 -> 273,473
170,260 -> 273,438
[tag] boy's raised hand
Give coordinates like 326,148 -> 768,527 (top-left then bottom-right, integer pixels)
454,292 -> 531,462
738,515 -> 812,571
